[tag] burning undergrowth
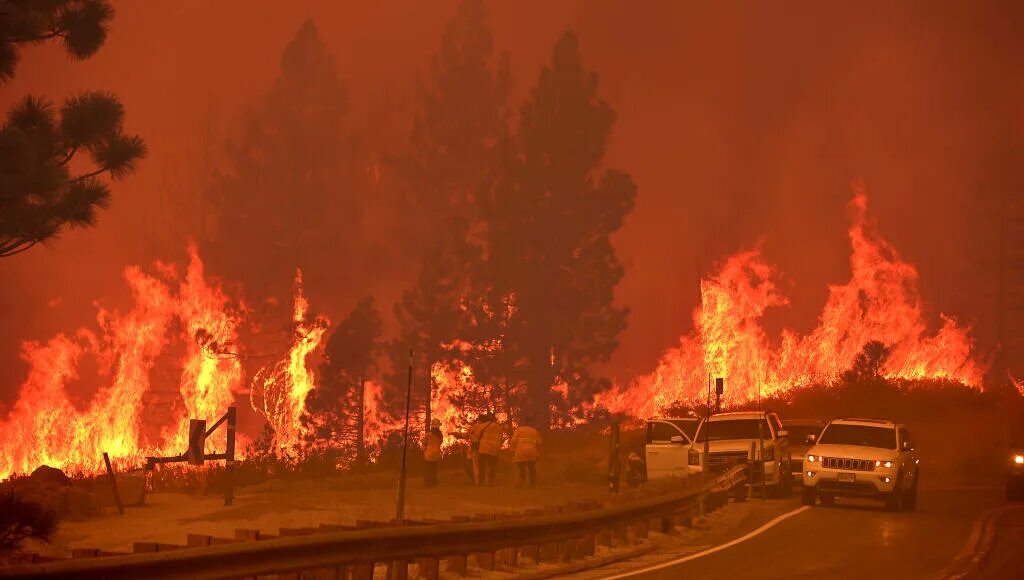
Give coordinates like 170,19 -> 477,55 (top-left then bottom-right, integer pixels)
0,189 -> 993,481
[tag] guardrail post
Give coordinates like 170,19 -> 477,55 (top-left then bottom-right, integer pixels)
445,555 -> 467,576
613,524 -> 629,546
350,562 -> 374,580
387,559 -> 408,580
416,557 -> 439,580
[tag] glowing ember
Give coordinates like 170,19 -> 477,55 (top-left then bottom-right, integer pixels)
249,269 -> 329,452
595,187 -> 984,418
0,247 -> 242,479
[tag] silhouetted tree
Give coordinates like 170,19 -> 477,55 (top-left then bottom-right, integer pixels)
305,297 -> 382,466
208,19 -> 365,300
392,0 -> 510,420
0,0 -> 113,82
0,493 -> 58,555
483,32 -> 637,426
0,1 -> 144,257
842,340 -> 891,384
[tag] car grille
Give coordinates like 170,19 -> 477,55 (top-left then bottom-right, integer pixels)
707,451 -> 749,474
822,457 -> 875,471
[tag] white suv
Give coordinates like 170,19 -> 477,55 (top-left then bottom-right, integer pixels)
689,411 -> 793,496
802,418 -> 920,511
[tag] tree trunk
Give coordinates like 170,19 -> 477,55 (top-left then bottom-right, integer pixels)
356,375 -> 366,467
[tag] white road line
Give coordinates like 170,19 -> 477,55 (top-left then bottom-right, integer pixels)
603,506 -> 812,579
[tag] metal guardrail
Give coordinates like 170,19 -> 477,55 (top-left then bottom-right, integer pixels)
1,465 -> 747,580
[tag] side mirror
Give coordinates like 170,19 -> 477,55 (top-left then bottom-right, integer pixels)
670,435 -> 685,444
902,441 -> 912,451
778,430 -> 789,438
805,434 -> 817,444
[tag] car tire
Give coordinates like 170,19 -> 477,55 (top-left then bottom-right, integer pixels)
903,470 -> 919,512
885,474 -> 904,512
801,486 -> 816,506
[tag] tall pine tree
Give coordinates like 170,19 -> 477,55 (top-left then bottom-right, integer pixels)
208,19 -> 365,302
483,32 -> 636,426
391,0 -> 511,420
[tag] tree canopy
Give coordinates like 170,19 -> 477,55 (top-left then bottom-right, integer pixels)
0,0 -> 144,257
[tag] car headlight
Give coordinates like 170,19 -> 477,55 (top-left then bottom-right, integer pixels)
1014,454 -> 1024,465
874,460 -> 893,469
688,449 -> 700,466
806,454 -> 817,463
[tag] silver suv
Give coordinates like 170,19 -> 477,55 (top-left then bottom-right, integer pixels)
802,418 -> 920,511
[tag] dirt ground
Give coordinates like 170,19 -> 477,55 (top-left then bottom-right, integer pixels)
31,466 -> 609,557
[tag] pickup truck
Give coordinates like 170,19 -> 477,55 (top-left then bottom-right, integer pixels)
644,417 -> 697,479
689,411 -> 793,496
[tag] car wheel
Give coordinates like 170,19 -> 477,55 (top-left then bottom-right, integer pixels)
801,486 -> 816,506
819,493 -> 835,506
903,470 -> 919,512
885,474 -> 904,512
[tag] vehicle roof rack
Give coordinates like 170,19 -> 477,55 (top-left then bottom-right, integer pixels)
835,417 -> 893,424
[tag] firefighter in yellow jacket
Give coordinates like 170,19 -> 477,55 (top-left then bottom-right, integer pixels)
472,413 -> 502,486
423,419 -> 443,488
511,417 -> 542,488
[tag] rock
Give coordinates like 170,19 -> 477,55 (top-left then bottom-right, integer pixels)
29,466 -> 71,487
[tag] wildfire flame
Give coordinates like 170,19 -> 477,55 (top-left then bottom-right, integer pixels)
595,187 -> 984,417
249,269 -> 328,452
0,245 -> 242,479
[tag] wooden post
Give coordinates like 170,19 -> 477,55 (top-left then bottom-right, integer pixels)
356,376 -> 366,468
102,452 -> 124,515
608,422 -> 621,494
225,406 -> 236,506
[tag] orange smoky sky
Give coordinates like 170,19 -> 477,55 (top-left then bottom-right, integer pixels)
1,0 -> 1023,403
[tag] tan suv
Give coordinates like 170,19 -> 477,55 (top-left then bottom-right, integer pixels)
802,418 -> 920,511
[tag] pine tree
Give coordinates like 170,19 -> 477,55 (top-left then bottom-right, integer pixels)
208,19 -> 365,300
305,297 -> 382,466
0,0 -> 145,257
483,31 -> 637,426
392,0 -> 510,420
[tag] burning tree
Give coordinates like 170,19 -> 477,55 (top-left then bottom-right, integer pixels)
481,31 -> 637,426
392,0 -> 511,427
305,297 -> 383,467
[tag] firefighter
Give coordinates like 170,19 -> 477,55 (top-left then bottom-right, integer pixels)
511,416 -> 542,488
474,413 -> 501,486
423,419 -> 443,488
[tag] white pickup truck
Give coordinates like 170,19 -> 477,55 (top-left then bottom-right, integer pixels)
644,417 -> 698,479
688,411 -> 793,496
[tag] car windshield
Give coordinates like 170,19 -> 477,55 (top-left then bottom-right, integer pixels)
786,424 -> 823,443
694,419 -> 770,442
818,424 -> 896,449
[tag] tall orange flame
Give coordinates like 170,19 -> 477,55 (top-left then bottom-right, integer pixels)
0,245 -> 242,479
595,188 -> 984,417
249,269 -> 328,452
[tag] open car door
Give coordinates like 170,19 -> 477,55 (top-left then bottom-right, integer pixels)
645,420 -> 693,479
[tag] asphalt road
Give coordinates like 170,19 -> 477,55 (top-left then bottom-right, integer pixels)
599,487 -> 1015,580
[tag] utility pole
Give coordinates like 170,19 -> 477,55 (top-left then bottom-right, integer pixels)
395,349 -> 413,523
